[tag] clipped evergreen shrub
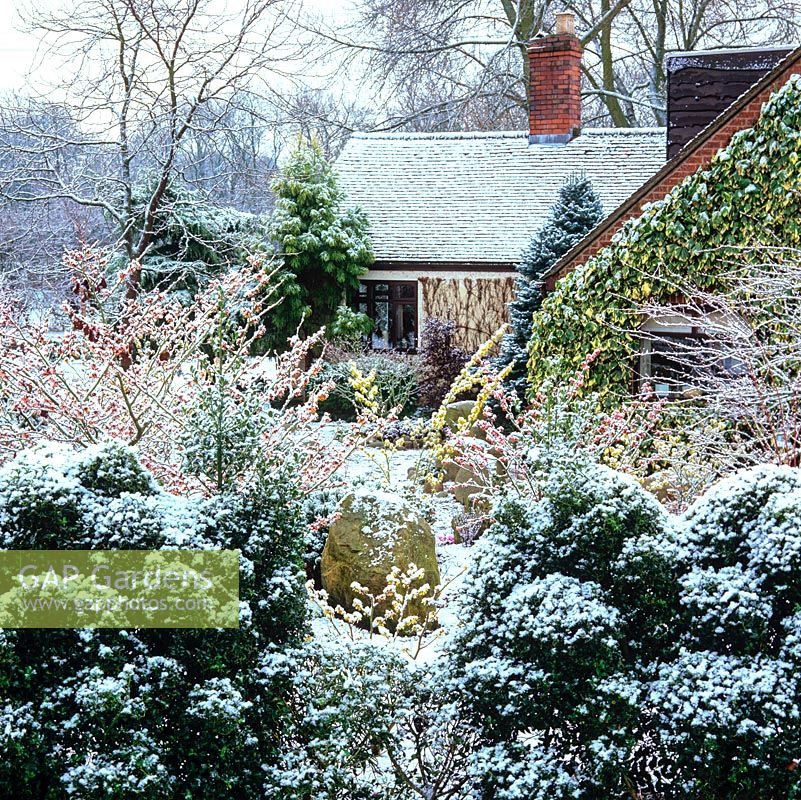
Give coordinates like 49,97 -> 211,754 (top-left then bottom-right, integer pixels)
451,460 -> 801,799
0,441 -> 306,800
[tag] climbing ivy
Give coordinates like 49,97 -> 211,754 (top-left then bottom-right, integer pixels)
527,74 -> 801,402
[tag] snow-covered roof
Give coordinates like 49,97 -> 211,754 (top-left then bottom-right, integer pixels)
335,128 -> 666,265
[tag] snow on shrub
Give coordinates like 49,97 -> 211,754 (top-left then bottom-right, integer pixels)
608,649 -> 800,798
467,742 -> 581,800
451,461 -> 801,799
262,636 -> 479,800
678,564 -> 772,653
532,461 -> 667,583
0,441 -> 306,799
502,573 -> 621,685
747,488 -> 801,605
261,639 -> 407,798
682,464 -> 801,564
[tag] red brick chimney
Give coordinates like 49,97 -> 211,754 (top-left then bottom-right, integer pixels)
528,12 -> 582,144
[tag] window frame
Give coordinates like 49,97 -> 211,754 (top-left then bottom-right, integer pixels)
353,279 -> 419,352
637,309 -> 743,399
638,328 -> 706,399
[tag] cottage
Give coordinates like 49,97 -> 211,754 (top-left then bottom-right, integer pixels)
335,13 -> 665,352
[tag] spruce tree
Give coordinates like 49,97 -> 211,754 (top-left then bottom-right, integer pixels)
268,138 -> 374,334
497,174 -> 603,396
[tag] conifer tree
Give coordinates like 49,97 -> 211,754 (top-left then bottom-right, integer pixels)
497,175 -> 603,396
114,181 -> 306,353
268,138 -> 374,334
123,182 -> 267,297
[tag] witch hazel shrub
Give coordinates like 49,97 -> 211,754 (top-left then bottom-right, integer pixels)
450,460 -> 801,799
0,245 -> 356,497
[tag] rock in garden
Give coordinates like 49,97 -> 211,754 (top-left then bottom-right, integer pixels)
443,399 -> 492,441
443,400 -> 476,430
451,465 -> 488,507
321,490 -> 441,628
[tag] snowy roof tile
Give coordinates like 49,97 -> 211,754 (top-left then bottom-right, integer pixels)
335,128 -> 666,265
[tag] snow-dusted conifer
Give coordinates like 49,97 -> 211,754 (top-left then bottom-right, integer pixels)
497,175 -> 603,396
269,138 -> 374,335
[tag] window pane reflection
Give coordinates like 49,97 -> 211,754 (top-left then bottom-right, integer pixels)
352,281 -> 418,351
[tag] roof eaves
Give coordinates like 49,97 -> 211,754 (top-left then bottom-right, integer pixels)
373,259 -> 515,271
540,44 -> 801,283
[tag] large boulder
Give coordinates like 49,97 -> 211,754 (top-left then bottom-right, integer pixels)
321,490 -> 441,629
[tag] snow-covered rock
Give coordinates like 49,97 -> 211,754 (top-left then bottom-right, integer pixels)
320,489 -> 440,626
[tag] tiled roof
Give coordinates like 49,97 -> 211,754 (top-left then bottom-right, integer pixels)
335,128 -> 666,265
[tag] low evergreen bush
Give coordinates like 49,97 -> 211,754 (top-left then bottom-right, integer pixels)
451,460 -> 801,799
0,441 -> 306,800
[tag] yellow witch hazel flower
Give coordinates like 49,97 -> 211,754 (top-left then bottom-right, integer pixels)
306,564 -> 454,660
349,364 -> 379,415
422,326 -> 511,480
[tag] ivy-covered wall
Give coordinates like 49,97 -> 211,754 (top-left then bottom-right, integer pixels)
527,74 -> 801,402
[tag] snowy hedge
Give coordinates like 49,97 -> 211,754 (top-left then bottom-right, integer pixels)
0,442 -> 306,799
451,460 -> 801,799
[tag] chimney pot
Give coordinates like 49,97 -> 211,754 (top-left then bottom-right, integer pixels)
527,19 -> 582,144
555,11 -> 575,35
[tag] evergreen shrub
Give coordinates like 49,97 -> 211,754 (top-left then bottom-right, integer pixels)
0,441 -> 306,800
451,460 -> 801,798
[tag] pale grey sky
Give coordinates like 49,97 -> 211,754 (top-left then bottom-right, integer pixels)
0,0 -> 353,93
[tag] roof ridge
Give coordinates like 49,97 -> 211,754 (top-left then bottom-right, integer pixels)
541,44 -> 801,283
579,126 -> 665,134
349,127 -> 665,141
349,130 -> 526,140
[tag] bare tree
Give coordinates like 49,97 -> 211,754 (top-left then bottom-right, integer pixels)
0,0 -> 307,293
304,0 -> 801,130
600,0 -> 801,125
638,247 -> 801,466
178,97 -> 283,213
0,98 -> 108,296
